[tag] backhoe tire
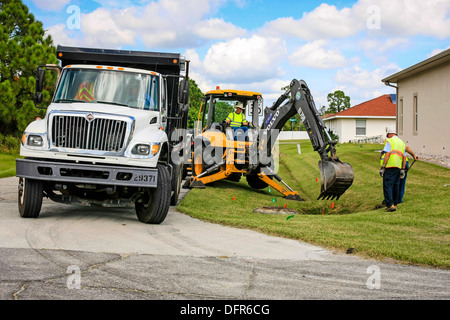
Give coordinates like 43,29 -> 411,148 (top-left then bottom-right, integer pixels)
18,177 -> 43,218
193,144 -> 206,176
246,174 -> 269,190
135,164 -> 171,224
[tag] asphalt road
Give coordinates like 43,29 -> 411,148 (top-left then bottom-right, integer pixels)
0,176 -> 449,303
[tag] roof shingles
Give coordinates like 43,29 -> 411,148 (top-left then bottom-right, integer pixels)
324,95 -> 396,118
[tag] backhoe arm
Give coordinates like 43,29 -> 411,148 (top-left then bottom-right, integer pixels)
260,79 -> 354,200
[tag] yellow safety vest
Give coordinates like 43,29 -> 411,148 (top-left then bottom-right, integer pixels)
227,112 -> 247,128
383,136 -> 405,168
380,153 -> 409,167
75,82 -> 95,102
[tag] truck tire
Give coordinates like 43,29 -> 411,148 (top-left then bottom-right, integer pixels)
135,164 -> 171,224
18,177 -> 43,218
170,162 -> 182,206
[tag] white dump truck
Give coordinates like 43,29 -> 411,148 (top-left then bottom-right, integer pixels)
16,46 -> 190,224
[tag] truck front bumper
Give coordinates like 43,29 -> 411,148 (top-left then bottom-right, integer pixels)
16,158 -> 158,188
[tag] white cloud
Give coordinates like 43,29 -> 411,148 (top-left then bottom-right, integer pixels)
352,0 -> 450,39
262,3 -> 362,40
333,63 -> 402,105
262,0 -> 450,40
427,46 -> 450,58
289,40 -> 347,69
201,35 -> 287,83
80,8 -> 137,48
193,18 -> 247,40
46,0 -> 245,49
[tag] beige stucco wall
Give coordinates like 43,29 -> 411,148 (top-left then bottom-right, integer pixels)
324,117 -> 395,143
397,61 -> 450,157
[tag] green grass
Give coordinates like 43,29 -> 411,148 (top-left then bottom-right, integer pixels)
178,140 -> 450,269
0,153 -> 19,178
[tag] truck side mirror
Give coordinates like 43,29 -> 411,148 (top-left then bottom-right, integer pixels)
35,68 -> 45,93
178,79 -> 190,105
34,92 -> 43,105
33,68 -> 45,107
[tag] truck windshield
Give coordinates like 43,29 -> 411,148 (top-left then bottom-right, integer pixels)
54,68 -> 159,111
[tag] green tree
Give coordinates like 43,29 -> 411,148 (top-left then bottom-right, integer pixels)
187,78 -> 204,128
0,0 -> 57,136
327,90 -> 351,113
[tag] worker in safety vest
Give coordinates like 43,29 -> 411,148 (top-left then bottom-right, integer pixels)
75,81 -> 95,102
226,102 -> 250,141
380,145 -> 419,205
379,126 -> 406,212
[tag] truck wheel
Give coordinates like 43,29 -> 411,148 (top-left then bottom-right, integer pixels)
135,164 -> 171,224
170,162 -> 182,206
18,177 -> 43,218
246,174 -> 269,190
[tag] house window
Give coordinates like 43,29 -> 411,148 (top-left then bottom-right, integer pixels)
355,119 -> 366,135
398,97 -> 403,135
413,93 -> 418,135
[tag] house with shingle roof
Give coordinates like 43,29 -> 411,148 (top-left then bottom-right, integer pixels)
323,94 -> 396,143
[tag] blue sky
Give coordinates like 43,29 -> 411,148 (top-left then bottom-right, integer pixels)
24,0 -> 450,108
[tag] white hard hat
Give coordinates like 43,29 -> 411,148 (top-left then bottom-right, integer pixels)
386,126 -> 397,135
235,102 -> 244,110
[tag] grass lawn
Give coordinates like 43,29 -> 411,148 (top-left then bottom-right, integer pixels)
0,153 -> 19,179
178,140 -> 450,269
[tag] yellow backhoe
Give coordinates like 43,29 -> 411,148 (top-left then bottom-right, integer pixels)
184,79 -> 354,201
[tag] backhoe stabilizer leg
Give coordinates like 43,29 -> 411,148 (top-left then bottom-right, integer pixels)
257,173 -> 302,201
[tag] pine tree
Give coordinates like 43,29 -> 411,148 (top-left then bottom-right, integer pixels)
0,0 -> 57,136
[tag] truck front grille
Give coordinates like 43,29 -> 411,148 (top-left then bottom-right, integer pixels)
51,114 -> 128,152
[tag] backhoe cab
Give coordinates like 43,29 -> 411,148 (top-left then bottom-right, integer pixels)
184,80 -> 354,201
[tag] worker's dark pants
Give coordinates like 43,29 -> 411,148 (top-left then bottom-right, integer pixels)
383,168 -> 401,207
232,127 -> 248,141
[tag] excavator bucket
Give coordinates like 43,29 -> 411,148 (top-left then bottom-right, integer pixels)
318,160 -> 354,200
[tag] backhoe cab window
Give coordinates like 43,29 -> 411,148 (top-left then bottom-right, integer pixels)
54,68 -> 159,111
202,98 -> 234,129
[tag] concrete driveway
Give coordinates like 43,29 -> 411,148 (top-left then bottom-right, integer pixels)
0,176 -> 449,302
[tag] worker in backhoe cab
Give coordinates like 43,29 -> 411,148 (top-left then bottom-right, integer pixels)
226,102 -> 250,140
379,127 -> 406,212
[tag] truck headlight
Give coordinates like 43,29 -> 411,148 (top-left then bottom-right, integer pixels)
134,144 -> 150,156
27,135 -> 44,147
131,143 -> 160,157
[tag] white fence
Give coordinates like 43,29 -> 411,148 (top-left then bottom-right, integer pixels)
278,131 -> 309,140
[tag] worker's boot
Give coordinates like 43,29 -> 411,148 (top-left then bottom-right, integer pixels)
386,205 -> 397,212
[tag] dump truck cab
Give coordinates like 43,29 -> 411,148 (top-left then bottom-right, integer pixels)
16,46 -> 190,224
